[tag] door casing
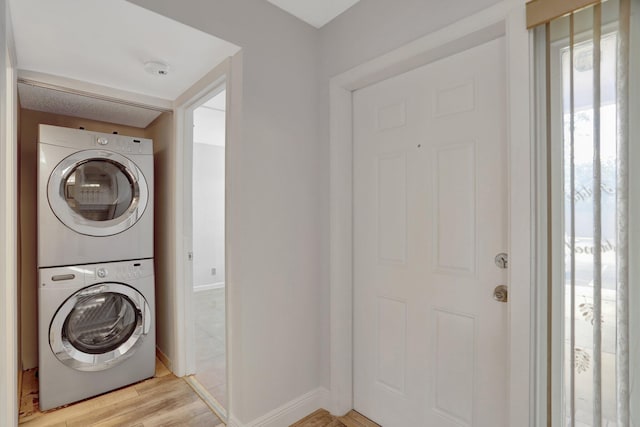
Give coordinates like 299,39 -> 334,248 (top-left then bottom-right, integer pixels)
173,53 -> 242,423
328,2 -> 534,425
1,0 -> 19,423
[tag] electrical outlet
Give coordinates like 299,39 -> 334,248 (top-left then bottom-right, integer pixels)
211,267 -> 216,276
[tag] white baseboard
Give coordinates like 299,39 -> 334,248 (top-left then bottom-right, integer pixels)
194,282 -> 225,292
230,387 -> 330,427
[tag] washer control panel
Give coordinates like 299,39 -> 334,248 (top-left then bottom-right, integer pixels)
91,260 -> 152,281
40,260 -> 153,288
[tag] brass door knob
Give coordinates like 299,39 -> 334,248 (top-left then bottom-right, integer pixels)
493,285 -> 508,303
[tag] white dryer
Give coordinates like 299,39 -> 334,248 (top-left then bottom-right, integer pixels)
38,259 -> 155,410
38,125 -> 154,267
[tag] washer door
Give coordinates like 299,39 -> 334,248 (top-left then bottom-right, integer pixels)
49,283 -> 152,372
47,150 -> 148,237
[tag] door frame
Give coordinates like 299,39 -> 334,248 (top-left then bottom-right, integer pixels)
173,52 -> 242,422
328,2 -> 534,425
1,0 -> 18,424
179,77 -> 226,379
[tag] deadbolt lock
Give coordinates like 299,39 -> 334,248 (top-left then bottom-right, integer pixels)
495,253 -> 508,269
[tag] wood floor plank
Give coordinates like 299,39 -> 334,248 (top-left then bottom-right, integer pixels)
184,411 -> 227,427
20,421 -> 68,427
18,369 -> 39,421
66,381 -> 199,427
290,409 -> 380,427
133,373 -> 182,394
138,399 -> 222,427
290,409 -> 345,427
154,357 -> 171,378
18,359 -> 223,427
338,410 -> 380,427
20,386 -> 140,426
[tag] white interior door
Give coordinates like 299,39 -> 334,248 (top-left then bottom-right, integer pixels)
353,37 -> 508,427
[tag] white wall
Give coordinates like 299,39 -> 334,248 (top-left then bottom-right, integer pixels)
192,142 -> 225,287
128,0 -> 323,423
128,0 -> 523,423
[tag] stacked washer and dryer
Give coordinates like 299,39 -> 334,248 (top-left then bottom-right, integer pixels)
37,124 -> 156,410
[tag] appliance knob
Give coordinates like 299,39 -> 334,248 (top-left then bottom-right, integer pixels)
97,137 -> 109,145
97,268 -> 108,278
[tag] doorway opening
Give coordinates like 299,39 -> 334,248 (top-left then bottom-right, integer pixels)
184,86 -> 228,419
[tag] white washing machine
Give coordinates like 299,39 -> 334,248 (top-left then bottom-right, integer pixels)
38,259 -> 155,410
38,124 -> 154,267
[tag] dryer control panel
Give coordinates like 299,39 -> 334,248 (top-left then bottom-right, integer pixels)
93,135 -> 149,155
39,124 -> 153,155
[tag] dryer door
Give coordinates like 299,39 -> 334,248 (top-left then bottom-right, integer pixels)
47,149 -> 149,236
49,283 -> 152,372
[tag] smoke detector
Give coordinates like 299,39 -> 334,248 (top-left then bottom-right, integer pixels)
144,61 -> 170,77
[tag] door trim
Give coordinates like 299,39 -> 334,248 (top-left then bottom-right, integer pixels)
173,52 -> 242,423
328,2 -> 534,425
1,1 -> 18,424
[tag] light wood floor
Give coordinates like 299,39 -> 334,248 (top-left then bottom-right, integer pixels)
291,409 -> 380,427
18,358 -> 223,426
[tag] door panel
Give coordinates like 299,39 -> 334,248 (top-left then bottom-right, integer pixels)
353,38 -> 508,426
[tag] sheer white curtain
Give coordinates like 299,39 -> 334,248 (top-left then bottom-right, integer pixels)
531,0 -> 638,425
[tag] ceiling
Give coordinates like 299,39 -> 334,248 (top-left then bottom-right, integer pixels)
17,83 -> 163,128
265,0 -> 360,28
8,0 -> 355,128
9,0 -> 240,101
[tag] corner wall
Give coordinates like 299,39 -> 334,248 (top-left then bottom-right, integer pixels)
144,111 -> 175,364
129,1 -> 323,423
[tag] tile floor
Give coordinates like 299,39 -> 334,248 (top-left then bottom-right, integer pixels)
194,287 -> 226,408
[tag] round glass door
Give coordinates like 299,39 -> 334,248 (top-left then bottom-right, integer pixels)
48,150 -> 148,237
50,283 -> 151,372
63,292 -> 137,354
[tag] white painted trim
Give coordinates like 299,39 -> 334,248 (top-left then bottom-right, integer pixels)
178,75 -> 226,377
504,2 -> 534,426
1,0 -> 18,424
17,70 -> 173,111
328,1 -> 534,424
224,51 -> 243,427
173,58 -> 229,377
183,375 -> 228,420
173,52 -> 242,425
194,282 -> 226,292
229,388 -> 330,427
